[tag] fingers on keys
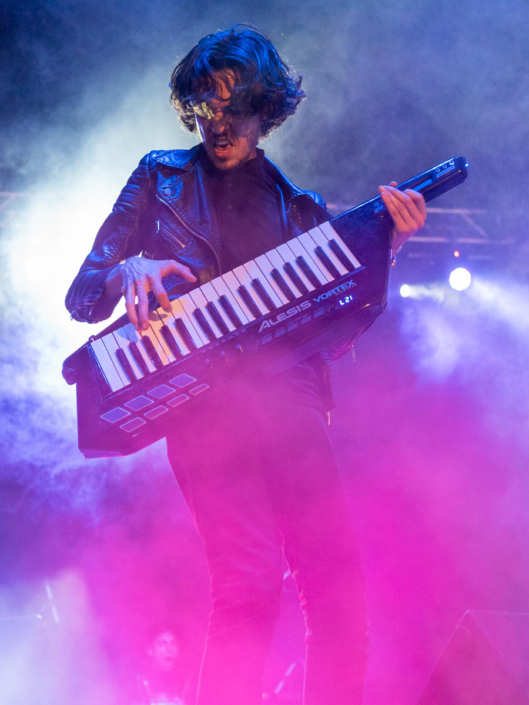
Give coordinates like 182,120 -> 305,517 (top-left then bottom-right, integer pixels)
165,259 -> 197,283
123,279 -> 141,331
122,259 -> 197,331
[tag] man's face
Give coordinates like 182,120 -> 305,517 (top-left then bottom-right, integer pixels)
195,70 -> 261,171
150,630 -> 179,671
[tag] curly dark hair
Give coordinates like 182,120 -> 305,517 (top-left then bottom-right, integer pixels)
169,25 -> 306,139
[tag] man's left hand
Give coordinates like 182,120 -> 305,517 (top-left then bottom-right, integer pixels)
379,181 -> 427,255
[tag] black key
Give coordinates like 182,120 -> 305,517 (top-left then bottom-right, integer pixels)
219,295 -> 243,328
296,256 -> 321,289
251,278 -> 277,312
271,268 -> 297,302
116,347 -> 137,382
161,325 -> 183,358
283,262 -> 309,296
129,341 -> 150,376
329,238 -> 356,272
193,308 -> 216,342
175,317 -> 197,351
237,285 -> 262,319
141,335 -> 163,370
206,301 -> 230,335
315,246 -> 340,279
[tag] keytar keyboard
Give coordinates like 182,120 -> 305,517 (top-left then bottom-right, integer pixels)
63,156 -> 468,458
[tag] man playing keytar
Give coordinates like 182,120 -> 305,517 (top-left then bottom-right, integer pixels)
66,25 -> 426,705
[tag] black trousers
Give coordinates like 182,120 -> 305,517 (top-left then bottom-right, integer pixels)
167,366 -> 368,705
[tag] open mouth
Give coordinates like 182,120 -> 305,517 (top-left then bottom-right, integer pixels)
212,137 -> 233,156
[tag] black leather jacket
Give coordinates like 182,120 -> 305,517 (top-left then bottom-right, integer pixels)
65,145 -> 331,324
66,145 -> 339,410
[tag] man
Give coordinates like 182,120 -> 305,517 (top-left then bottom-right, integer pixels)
66,25 -> 426,705
136,629 -> 191,704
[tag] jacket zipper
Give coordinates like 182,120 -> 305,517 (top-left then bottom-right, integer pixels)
156,194 -> 221,275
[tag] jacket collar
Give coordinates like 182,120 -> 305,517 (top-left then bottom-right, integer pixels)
151,145 -> 307,202
151,146 -> 201,171
151,145 -> 325,256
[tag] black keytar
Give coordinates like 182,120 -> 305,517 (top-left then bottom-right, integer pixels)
63,157 -> 468,458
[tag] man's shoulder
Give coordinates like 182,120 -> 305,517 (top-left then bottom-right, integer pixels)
301,189 -> 327,209
263,155 -> 327,210
145,146 -> 200,171
140,147 -> 327,209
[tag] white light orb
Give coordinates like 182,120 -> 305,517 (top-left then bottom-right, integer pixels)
449,267 -> 472,291
400,284 -> 412,298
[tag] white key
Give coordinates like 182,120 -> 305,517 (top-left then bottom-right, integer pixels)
243,260 -> 283,309
263,249 -> 292,280
200,281 -> 236,332
101,333 -> 129,386
189,289 -> 223,337
319,221 -> 362,269
170,296 -> 207,347
276,243 -> 316,293
177,293 -> 210,345
232,265 -> 268,315
221,271 -> 257,321
158,309 -> 191,356
307,226 -> 349,276
209,276 -> 249,326
113,326 -> 143,379
297,232 -> 334,283
91,337 -> 125,392
254,254 -> 290,306
282,239 -> 328,286
148,311 -> 177,363
140,319 -> 170,366
122,323 -> 156,373
264,249 -> 302,300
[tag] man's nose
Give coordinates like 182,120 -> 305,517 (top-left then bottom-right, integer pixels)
210,110 -> 230,133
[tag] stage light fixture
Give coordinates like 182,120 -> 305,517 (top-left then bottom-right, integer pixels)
449,267 -> 472,291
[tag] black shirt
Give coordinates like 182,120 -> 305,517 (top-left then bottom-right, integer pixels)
197,145 -> 327,413
198,145 -> 284,273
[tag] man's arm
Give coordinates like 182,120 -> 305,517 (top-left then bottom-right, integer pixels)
65,153 -> 195,328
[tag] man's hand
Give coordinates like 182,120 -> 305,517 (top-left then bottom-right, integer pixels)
110,257 -> 197,331
379,181 -> 427,255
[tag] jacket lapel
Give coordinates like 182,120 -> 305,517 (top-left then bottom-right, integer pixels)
152,147 -> 221,255
152,145 -> 328,257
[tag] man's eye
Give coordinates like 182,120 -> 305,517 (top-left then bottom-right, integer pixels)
191,101 -> 249,121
